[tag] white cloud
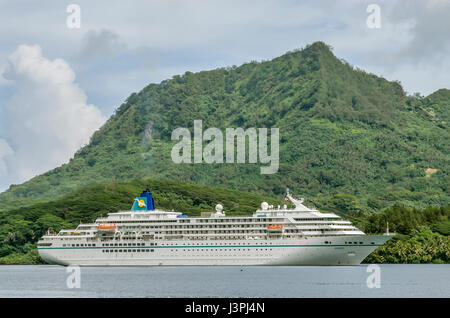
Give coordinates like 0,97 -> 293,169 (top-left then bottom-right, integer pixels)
0,44 -> 106,191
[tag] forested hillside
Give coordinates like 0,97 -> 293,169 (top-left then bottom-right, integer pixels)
0,41 -> 448,214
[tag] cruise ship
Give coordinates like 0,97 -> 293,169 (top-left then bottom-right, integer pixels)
37,189 -> 393,266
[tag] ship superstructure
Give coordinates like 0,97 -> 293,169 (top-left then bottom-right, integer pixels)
38,189 -> 393,266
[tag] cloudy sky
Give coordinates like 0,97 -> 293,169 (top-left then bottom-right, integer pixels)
0,0 -> 449,192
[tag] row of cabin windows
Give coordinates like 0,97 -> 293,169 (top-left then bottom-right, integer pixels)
101,242 -> 156,247
324,241 -> 376,245
122,228 -> 357,234
102,249 -> 154,253
117,223 -> 349,230
101,218 -> 306,223
63,243 -> 96,247
107,219 -> 282,226
344,241 -> 376,245
158,242 -> 278,246
176,248 -> 274,252
135,224 -> 266,229
102,242 -> 285,247
195,218 -> 277,223
99,219 -> 177,223
101,248 -> 273,253
98,217 -> 341,225
60,241 -> 375,248
285,229 -> 357,233
162,230 -> 267,234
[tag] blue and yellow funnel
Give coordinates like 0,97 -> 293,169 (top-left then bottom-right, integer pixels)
131,189 -> 155,211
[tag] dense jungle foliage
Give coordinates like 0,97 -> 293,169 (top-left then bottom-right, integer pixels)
353,205 -> 450,264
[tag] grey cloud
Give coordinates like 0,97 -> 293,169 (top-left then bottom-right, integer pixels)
387,0 -> 450,62
78,29 -> 127,61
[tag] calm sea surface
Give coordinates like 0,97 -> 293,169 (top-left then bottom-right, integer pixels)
0,264 -> 448,298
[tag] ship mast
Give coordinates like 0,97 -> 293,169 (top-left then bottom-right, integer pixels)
285,188 -> 312,211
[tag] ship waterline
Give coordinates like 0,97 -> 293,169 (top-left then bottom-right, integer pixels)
38,189 -> 393,266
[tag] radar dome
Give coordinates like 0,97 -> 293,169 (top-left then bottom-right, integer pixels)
215,204 -> 223,212
261,202 -> 269,210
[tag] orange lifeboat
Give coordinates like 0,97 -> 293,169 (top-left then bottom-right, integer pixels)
98,224 -> 117,230
267,225 -> 283,230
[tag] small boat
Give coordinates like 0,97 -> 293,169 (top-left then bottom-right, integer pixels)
267,225 -> 283,230
98,224 -> 117,230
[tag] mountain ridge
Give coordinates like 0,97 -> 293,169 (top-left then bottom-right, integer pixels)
0,41 -> 448,213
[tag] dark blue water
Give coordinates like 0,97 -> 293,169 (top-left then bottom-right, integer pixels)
0,265 -> 448,297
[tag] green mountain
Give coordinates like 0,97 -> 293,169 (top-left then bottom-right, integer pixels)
0,42 -> 448,213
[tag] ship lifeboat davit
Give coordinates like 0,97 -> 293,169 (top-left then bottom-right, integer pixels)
98,224 -> 117,231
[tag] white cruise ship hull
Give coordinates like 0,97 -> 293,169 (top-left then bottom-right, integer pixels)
38,235 -> 392,266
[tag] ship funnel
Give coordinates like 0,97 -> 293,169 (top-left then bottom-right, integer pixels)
131,189 -> 155,211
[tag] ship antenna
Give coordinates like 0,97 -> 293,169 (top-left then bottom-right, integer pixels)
285,188 -> 308,210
